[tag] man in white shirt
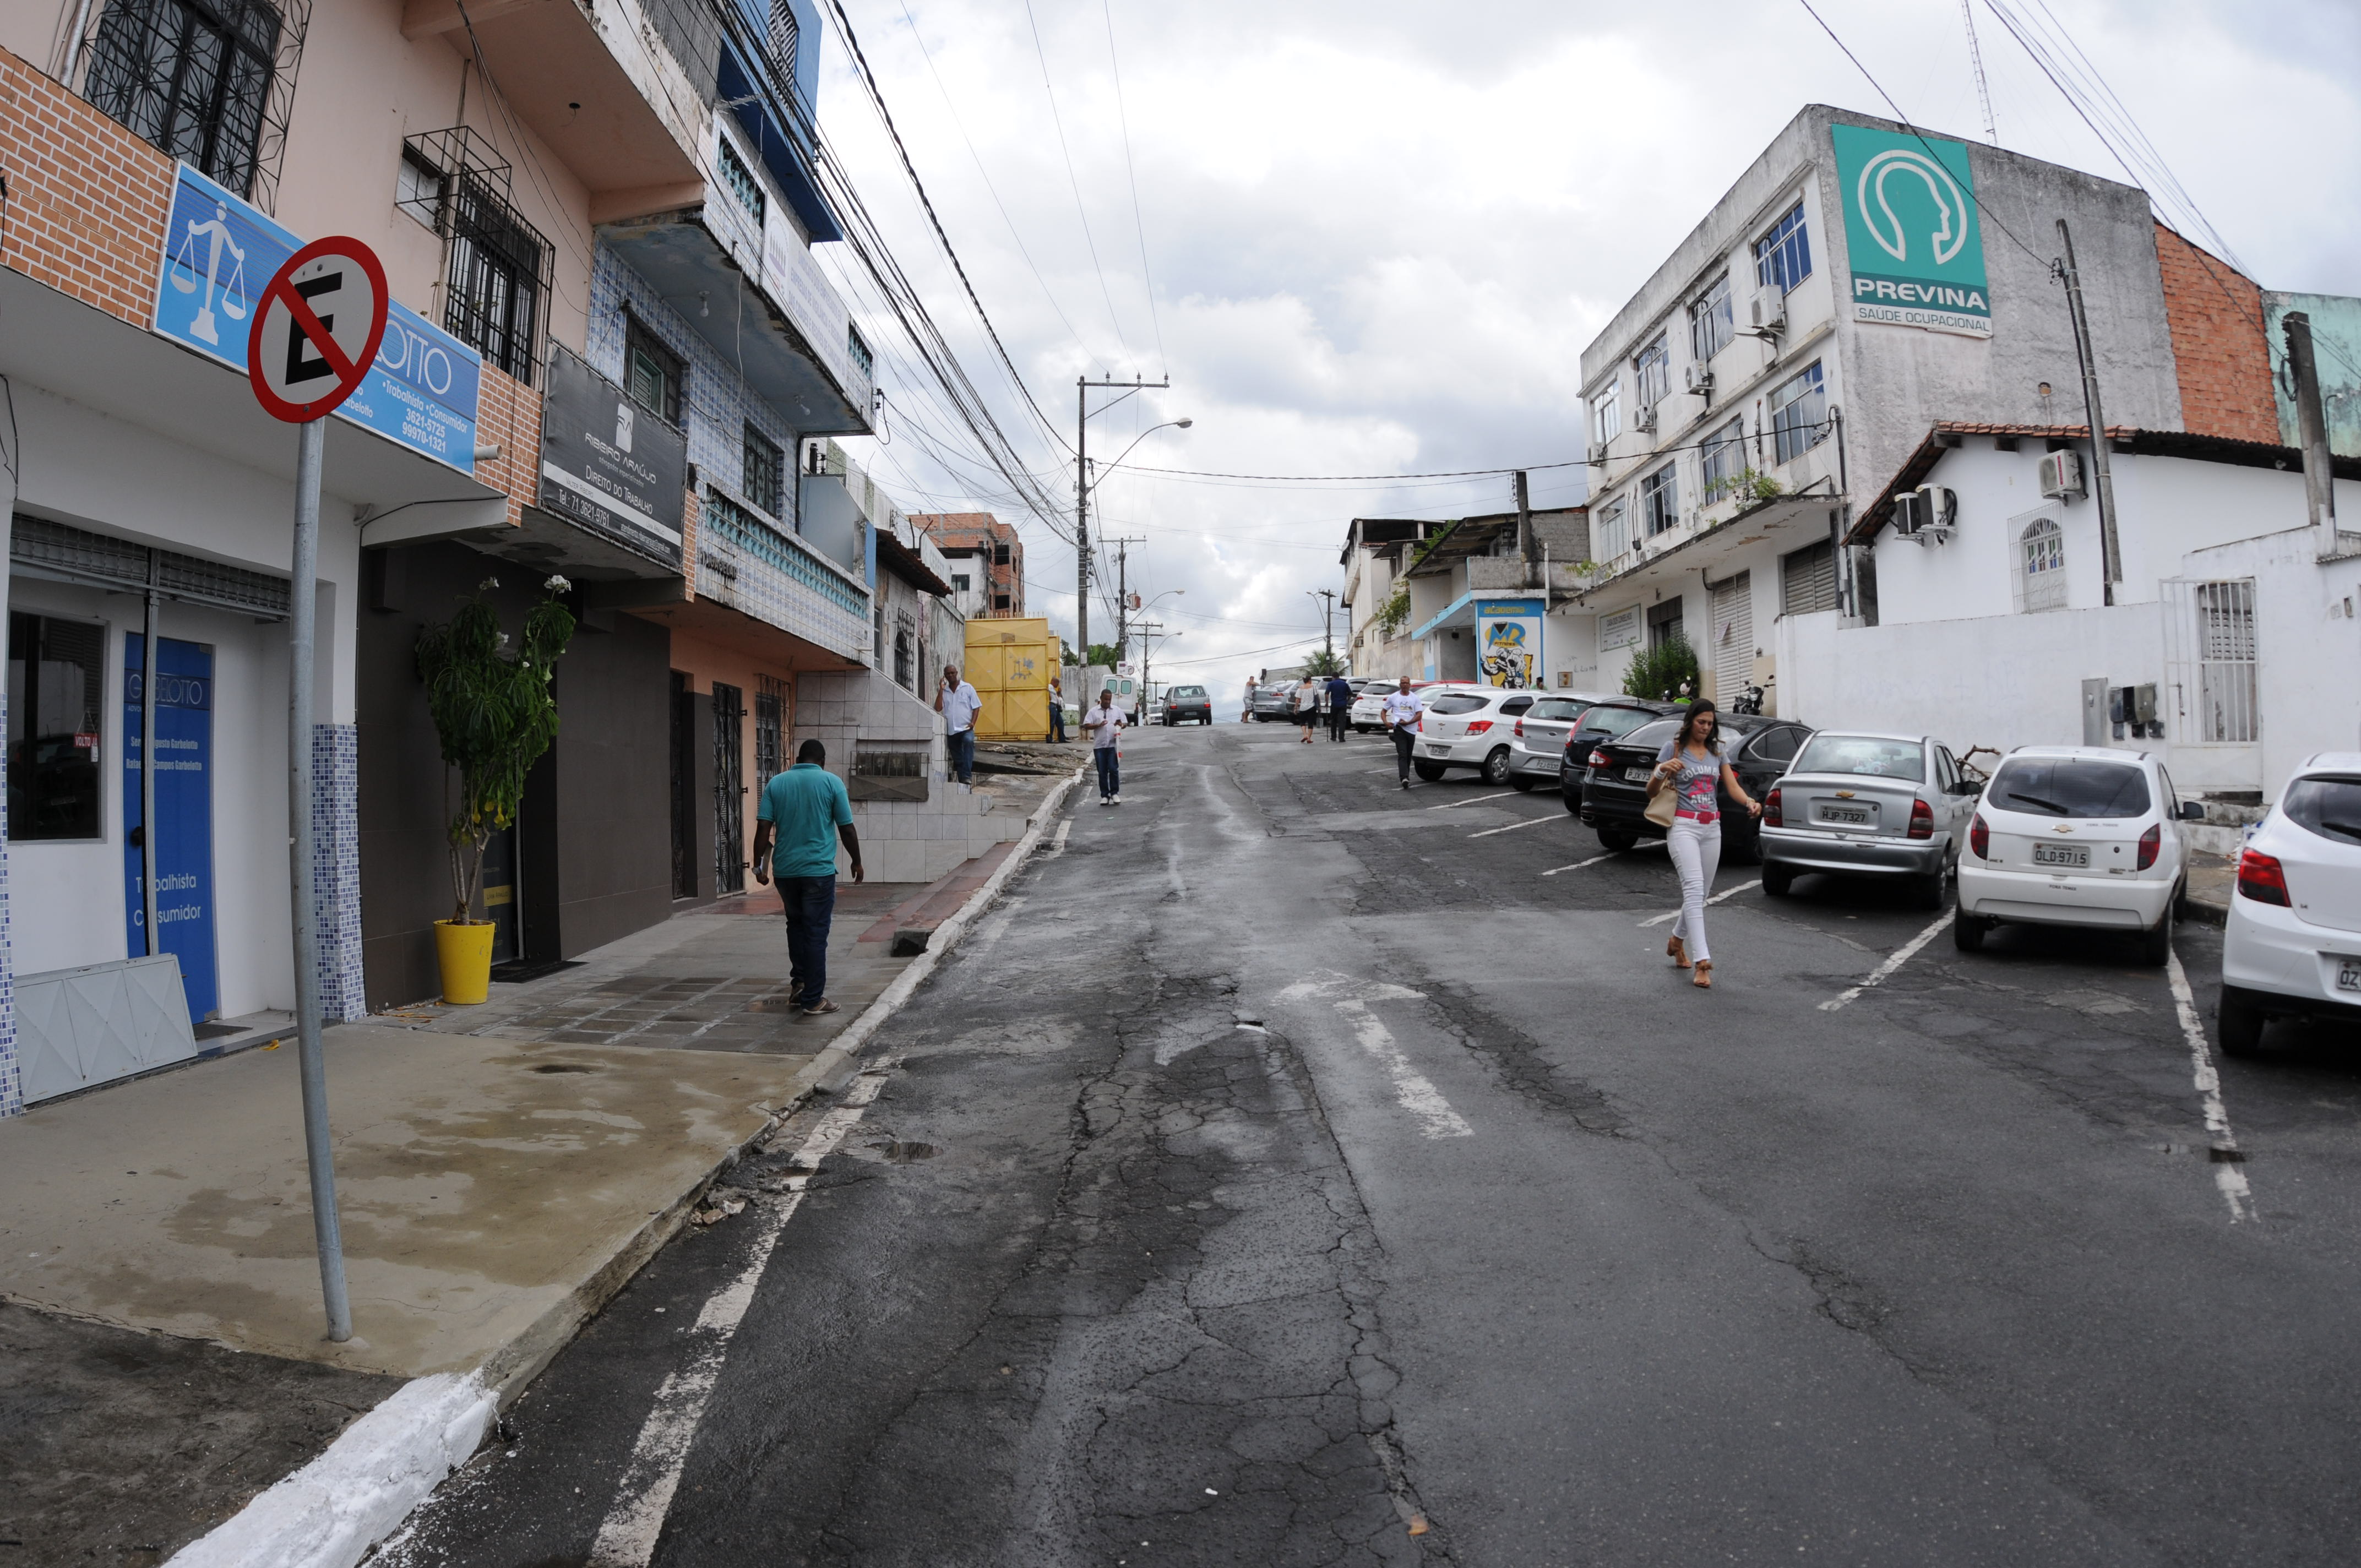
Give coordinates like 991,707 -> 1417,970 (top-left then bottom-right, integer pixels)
1381,677 -> 1424,790
937,664 -> 983,785
1242,676 -> 1258,723
1082,686 -> 1127,804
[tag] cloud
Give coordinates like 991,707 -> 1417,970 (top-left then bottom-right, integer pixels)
824,0 -> 2361,698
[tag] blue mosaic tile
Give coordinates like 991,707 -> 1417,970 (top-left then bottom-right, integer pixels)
311,723 -> 365,1023
0,688 -> 15,1118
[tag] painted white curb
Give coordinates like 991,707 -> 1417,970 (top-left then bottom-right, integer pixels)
165,1371 -> 496,1568
159,766 -> 1085,1568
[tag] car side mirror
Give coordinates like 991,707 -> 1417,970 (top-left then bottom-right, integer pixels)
2179,801 -> 2207,821
1949,780 -> 1982,796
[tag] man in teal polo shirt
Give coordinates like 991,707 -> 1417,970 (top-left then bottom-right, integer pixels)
752,739 -> 864,1016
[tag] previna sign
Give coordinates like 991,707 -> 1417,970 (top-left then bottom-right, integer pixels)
1830,124 -> 1993,340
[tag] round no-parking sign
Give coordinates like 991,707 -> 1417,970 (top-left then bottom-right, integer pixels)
246,236 -> 390,423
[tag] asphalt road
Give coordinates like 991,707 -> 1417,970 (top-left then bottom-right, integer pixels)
385,721 -> 2361,1568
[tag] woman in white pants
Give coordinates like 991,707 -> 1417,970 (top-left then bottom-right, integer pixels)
1646,701 -> 1762,989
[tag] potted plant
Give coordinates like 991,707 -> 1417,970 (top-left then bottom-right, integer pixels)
415,574 -> 576,1003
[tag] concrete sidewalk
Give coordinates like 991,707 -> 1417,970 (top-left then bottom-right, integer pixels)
0,770 -> 1075,1565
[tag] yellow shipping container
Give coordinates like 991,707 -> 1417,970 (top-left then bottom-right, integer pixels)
964,617 -> 1054,741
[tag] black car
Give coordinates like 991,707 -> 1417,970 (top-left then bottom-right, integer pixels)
1555,699 -> 1683,815
1163,683 -> 1214,725
1579,712 -> 1814,863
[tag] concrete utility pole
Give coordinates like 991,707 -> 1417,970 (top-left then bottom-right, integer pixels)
1310,589 -> 1337,662
1074,376 -> 1173,657
2055,219 -> 2122,606
2283,312 -> 2341,559
1109,535 -> 1147,660
1514,469 -> 1536,587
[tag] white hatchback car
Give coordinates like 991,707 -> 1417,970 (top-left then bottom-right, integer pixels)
2219,754 -> 2361,1054
1411,686 -> 1533,784
1955,746 -> 2202,966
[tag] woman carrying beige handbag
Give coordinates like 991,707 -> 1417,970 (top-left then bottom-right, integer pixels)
1647,701 -> 1763,989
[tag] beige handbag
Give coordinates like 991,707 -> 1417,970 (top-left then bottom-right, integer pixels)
1644,761 -> 1680,829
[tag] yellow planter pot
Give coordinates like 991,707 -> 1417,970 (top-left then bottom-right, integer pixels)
434,919 -> 497,1005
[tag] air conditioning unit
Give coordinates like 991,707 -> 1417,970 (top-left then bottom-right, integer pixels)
1585,443 -> 1607,469
1892,485 -> 1957,545
1633,403 -> 1658,433
2038,449 -> 2086,500
1749,285 -> 1787,334
1683,363 -> 1714,395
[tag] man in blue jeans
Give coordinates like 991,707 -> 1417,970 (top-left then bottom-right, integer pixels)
752,739 -> 864,1016
937,663 -> 982,786
1082,685 -> 1127,804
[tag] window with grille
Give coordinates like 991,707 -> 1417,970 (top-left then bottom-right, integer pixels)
1700,419 -> 1746,500
1780,538 -> 1839,615
743,423 -> 784,518
2017,518 -> 2066,612
85,0 -> 280,197
717,136 -> 765,226
1689,273 -> 1733,363
1633,334 -> 1669,411
1754,202 -> 1811,295
848,323 -> 874,379
1768,361 -> 1827,465
625,316 -> 686,426
766,0 -> 799,75
444,175 -> 546,383
1639,464 -> 1679,536
7,613 -> 106,841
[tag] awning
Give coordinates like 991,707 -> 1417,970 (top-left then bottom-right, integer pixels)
1571,492 -> 1845,607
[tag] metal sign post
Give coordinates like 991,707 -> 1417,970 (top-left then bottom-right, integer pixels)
248,236 -> 389,1343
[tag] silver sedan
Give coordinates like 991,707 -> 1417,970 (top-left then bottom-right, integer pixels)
1759,731 -> 1983,907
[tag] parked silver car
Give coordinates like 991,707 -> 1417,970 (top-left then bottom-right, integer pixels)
1505,693 -> 1613,790
1759,731 -> 1982,906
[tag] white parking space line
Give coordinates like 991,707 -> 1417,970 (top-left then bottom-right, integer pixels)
1819,909 -> 1956,1011
585,1068 -> 892,1566
1540,843 -> 1664,876
2166,948 -> 2256,1223
1467,812 -> 1567,839
1638,880 -> 1761,927
1427,791 -> 1516,810
1335,998 -> 1475,1139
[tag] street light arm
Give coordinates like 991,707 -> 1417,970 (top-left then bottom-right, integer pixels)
1089,421 -> 1190,495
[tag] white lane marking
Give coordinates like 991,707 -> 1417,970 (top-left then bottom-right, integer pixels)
586,1069 -> 893,1567
2165,948 -> 2256,1223
1541,843 -> 1664,876
1426,790 -> 1515,810
1039,819 -> 1074,860
1335,998 -> 1474,1139
964,896 -> 1027,957
1819,909 -> 1955,1011
1467,811 -> 1567,839
1638,880 -> 1761,927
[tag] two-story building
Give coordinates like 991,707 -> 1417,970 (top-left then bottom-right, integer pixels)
1566,104 -> 2272,718
912,512 -> 1024,620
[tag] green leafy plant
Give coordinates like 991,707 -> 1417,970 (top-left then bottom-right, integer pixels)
1303,647 -> 1347,677
1708,467 -> 1786,505
1084,642 -> 1124,669
1375,583 -> 1411,635
1622,633 -> 1700,703
416,575 -> 578,925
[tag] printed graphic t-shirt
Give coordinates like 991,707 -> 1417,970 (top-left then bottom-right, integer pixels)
1655,741 -> 1726,816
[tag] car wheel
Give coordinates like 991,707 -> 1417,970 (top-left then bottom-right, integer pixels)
2217,985 -> 2267,1057
1953,912 -> 1991,951
1479,747 -> 1514,786
1413,760 -> 1447,782
1911,866 -> 1946,911
1598,826 -> 1638,852
2139,900 -> 2174,967
1509,775 -> 1536,792
1761,864 -> 1793,897
1724,824 -> 1762,867
1562,786 -> 1582,817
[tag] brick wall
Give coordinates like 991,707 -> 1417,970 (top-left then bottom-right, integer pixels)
2156,221 -> 2279,447
0,45 -> 172,325
910,511 -> 1022,613
473,364 -> 544,527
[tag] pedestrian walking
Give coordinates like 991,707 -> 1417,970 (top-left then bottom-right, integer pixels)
1082,685 -> 1127,804
1243,674 -> 1259,723
1646,700 -> 1762,990
937,663 -> 982,786
1324,672 -> 1355,742
1293,679 -> 1320,743
1382,677 -> 1423,788
752,738 -> 864,1016
1047,675 -> 1067,743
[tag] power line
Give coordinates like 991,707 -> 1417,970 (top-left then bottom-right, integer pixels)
1100,0 -> 1166,373
1020,0 -> 1133,371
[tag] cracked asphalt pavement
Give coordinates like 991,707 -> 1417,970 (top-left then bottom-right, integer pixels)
384,722 -> 2361,1567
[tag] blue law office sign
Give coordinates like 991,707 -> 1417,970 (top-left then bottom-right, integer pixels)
154,164 -> 483,470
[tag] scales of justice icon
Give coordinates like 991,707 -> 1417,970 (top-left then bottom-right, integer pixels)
170,200 -> 249,347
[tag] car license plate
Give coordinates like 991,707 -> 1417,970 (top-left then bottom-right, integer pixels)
1820,805 -> 1871,825
1424,743 -> 1450,756
1624,766 -> 1654,783
2337,960 -> 2361,994
2032,842 -> 2090,868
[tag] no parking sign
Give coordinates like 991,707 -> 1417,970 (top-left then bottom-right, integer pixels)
246,236 -> 389,422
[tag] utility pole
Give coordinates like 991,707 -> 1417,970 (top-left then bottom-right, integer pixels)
1312,589 -> 1337,662
1074,375 -> 1171,659
1514,469 -> 1535,587
2284,312 -> 2342,559
1109,535 -> 1147,661
2054,219 -> 2121,606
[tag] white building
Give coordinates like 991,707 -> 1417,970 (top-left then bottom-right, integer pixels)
1565,104 -> 2275,716
1793,421 -> 2361,801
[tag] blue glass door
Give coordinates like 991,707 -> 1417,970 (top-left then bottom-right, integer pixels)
123,634 -> 219,1020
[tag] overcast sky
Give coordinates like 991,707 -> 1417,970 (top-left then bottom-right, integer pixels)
813,0 -> 2361,703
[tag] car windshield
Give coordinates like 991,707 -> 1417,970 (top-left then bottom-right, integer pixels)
1576,705 -> 1661,739
1988,759 -> 2151,818
1427,693 -> 1492,715
2280,775 -> 2361,846
1170,686 -> 1205,699
1793,736 -> 1925,782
